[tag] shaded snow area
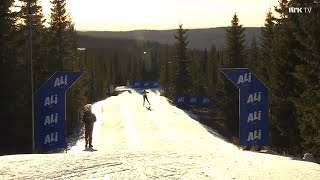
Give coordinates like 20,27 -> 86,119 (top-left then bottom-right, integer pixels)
1,89 -> 320,179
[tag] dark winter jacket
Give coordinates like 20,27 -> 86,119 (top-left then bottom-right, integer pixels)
143,90 -> 149,97
82,111 -> 96,126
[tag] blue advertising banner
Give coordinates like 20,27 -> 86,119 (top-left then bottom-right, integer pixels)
220,68 -> 269,146
176,96 -> 212,106
35,71 -> 83,151
132,81 -> 141,88
176,96 -> 189,105
132,81 -> 160,89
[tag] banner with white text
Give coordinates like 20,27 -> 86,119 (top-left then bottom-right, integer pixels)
35,71 -> 83,151
220,68 -> 269,146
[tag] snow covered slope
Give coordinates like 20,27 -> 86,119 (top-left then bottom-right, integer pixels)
1,89 -> 319,179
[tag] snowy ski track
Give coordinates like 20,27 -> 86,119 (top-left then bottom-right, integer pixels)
1,89 -> 320,179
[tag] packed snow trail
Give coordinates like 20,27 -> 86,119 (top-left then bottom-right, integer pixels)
70,89 -> 235,154
1,89 -> 320,179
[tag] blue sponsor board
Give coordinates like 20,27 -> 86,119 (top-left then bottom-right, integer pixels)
132,81 -> 160,89
176,96 -> 188,105
220,68 -> 269,146
176,96 -> 212,106
35,71 -> 83,151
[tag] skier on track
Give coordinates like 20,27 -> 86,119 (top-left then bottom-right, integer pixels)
82,105 -> 96,148
143,89 -> 151,107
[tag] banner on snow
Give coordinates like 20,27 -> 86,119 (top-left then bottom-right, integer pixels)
220,68 -> 269,146
175,96 -> 212,106
35,71 -> 83,151
131,81 -> 160,89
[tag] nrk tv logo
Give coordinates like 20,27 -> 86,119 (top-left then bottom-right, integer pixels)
289,7 -> 312,13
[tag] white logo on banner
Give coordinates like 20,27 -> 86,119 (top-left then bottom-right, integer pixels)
177,97 -> 185,103
44,132 -> 58,144
44,113 -> 58,125
190,97 -> 197,103
44,95 -> 58,106
247,130 -> 262,141
247,92 -> 262,104
237,73 -> 251,84
247,111 -> 261,123
54,76 -> 68,87
203,98 -> 210,103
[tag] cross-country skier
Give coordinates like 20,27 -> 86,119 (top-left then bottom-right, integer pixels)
82,106 -> 96,148
143,89 -> 151,107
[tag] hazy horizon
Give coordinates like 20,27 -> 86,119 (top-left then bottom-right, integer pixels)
77,26 -> 262,32
39,0 -> 278,31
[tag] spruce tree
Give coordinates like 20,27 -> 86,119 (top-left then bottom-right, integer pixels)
174,24 -> 192,96
247,36 -> 259,73
49,0 -> 69,71
0,0 -> 15,63
206,45 -> 219,98
159,45 -> 169,93
221,13 -> 246,138
224,13 -> 246,68
202,48 -> 208,74
259,10 -> 276,83
291,0 -> 320,159
11,0 -> 48,151
267,0 -> 302,152
50,0 -> 88,133
189,50 -> 198,94
201,49 -> 209,94
0,0 -> 16,151
17,0 -> 48,89
64,23 -> 88,130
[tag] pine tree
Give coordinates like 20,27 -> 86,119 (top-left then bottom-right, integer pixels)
0,0 -> 17,151
9,0 -> 48,151
49,0 -> 88,134
161,44 -> 175,98
189,49 -> 206,95
259,10 -> 276,83
291,0 -> 320,159
221,13 -> 246,138
224,13 -> 246,68
201,48 -> 209,94
159,45 -> 169,92
17,0 -> 48,87
0,0 -> 15,63
206,45 -> 219,98
202,48 -> 208,74
174,24 -> 192,96
267,0 -> 302,152
247,36 -> 259,73
64,23 -> 88,130
49,0 -> 69,71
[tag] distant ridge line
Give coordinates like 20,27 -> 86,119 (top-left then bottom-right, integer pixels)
77,27 -> 261,50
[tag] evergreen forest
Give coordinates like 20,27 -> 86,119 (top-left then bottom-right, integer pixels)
1,0 -> 319,162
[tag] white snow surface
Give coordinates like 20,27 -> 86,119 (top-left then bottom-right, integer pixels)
1,89 -> 320,179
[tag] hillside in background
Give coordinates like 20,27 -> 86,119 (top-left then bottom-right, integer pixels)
77,27 -> 261,50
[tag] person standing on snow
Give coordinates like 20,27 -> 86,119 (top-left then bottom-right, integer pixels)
143,89 -> 151,106
82,106 -> 96,148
